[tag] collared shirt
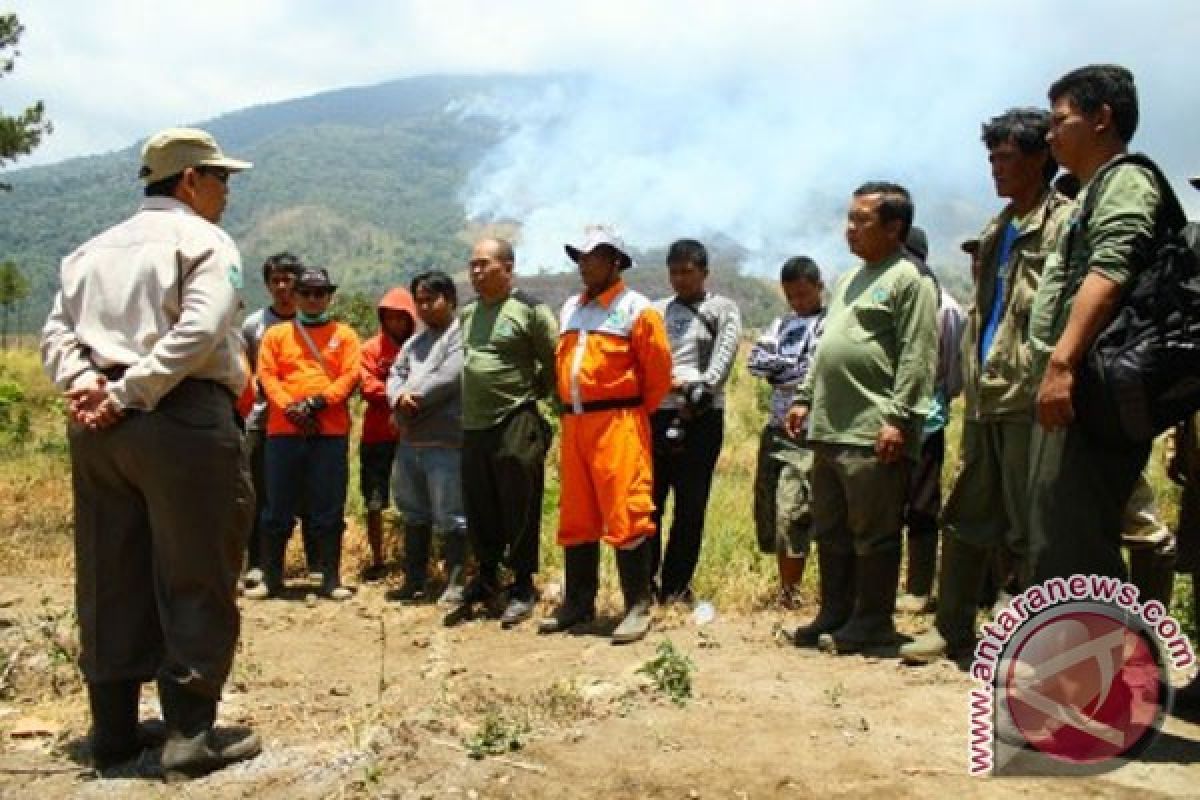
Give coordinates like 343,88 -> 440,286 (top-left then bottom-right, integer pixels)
41,197 -> 247,410
555,280 -> 672,415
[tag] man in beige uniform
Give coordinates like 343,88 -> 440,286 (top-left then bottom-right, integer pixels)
41,128 -> 260,780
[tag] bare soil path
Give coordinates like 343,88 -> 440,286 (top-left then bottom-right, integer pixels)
1,577 -> 1197,798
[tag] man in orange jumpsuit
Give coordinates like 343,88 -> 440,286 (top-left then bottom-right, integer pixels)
538,227 -> 673,644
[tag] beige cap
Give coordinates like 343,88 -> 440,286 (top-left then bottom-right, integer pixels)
139,127 -> 252,183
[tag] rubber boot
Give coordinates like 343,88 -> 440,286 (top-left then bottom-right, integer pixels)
1129,546 -> 1176,608
819,547 -> 902,654
436,530 -> 467,608
790,541 -> 855,647
539,543 -> 599,634
301,518 -> 322,581
319,527 -> 352,600
901,536 -> 989,664
158,679 -> 260,783
390,524 -> 432,602
87,680 -> 142,770
248,529 -> 288,599
612,541 -> 655,644
896,529 -> 938,613
362,510 -> 387,582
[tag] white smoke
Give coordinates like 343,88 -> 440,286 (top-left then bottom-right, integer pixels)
456,1 -> 1200,279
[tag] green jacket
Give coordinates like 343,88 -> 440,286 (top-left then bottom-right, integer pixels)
1029,158 -> 1161,383
961,188 -> 1073,420
795,251 -> 937,460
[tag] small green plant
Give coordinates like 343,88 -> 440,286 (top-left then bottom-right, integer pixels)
638,638 -> 695,706
462,710 -> 529,760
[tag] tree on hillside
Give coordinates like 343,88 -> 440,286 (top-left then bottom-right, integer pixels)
1,13 -> 52,190
0,260 -> 30,348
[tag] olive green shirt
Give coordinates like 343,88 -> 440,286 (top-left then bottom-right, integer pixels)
460,289 -> 558,431
794,251 -> 937,460
961,188 -> 1073,420
1028,158 -> 1161,382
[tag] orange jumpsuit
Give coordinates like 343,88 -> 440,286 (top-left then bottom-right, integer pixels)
555,280 -> 673,548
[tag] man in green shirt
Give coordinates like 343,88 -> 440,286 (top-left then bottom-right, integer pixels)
451,237 -> 557,627
785,181 -> 937,654
1027,64 -> 1161,583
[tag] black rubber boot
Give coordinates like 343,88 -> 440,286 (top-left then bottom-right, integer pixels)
819,547 -> 902,654
390,524 -> 432,602
612,541 -> 655,644
257,530 -> 288,598
319,527 -> 351,599
87,680 -> 142,771
897,528 -> 938,612
790,541 -> 855,647
158,679 -> 260,783
901,535 -> 989,664
1129,546 -> 1176,608
539,543 -> 599,634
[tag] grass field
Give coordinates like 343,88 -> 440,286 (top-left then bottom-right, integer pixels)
0,341 -> 1194,636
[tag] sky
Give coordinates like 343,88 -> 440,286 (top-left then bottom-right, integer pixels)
2,0 -> 1198,272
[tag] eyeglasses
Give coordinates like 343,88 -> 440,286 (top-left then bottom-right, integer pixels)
296,288 -> 331,299
197,166 -> 231,184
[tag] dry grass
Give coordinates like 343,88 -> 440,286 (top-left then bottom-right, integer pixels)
1,341 -> 1195,639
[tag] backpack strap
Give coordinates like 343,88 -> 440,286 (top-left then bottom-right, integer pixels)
1064,152 -> 1187,298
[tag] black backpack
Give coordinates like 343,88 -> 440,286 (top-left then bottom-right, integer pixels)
1071,153 -> 1200,447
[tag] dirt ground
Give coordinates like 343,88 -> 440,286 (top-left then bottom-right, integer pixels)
1,575 -> 1198,799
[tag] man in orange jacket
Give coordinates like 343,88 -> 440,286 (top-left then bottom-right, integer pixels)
538,227 -> 673,643
251,267 -> 361,601
358,287 -> 417,581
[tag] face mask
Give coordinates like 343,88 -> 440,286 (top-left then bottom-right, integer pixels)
298,309 -> 331,326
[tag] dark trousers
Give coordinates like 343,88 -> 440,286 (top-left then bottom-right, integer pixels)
462,405 -> 550,583
650,409 -> 724,599
69,379 -> 251,699
1028,422 -> 1150,582
247,427 -> 319,573
261,435 -> 349,589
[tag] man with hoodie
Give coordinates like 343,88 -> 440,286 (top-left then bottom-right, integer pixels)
253,267 -> 361,601
538,226 -> 673,644
386,271 -> 467,606
358,286 -> 417,581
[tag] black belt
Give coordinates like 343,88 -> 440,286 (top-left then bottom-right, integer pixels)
560,396 -> 643,415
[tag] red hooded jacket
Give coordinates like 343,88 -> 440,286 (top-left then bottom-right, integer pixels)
360,287 -> 418,444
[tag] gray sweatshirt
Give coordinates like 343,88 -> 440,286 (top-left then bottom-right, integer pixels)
386,318 -> 463,447
653,292 -> 742,411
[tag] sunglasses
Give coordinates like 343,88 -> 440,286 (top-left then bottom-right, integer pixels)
197,166 -> 231,184
296,288 -> 332,299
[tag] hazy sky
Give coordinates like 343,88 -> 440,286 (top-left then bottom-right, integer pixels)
3,1 -> 1198,271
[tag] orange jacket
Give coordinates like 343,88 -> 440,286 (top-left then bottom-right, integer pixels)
361,287 -> 418,444
555,280 -> 672,414
258,319 -> 361,436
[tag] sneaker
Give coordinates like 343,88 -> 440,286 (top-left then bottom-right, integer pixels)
242,583 -> 272,600
241,568 -> 264,589
324,586 -> 354,601
500,590 -> 537,629
436,584 -> 465,609
307,571 -> 324,584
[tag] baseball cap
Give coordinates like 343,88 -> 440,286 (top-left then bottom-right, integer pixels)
564,225 -> 636,271
296,267 -> 337,292
961,238 -> 980,256
139,127 -> 252,183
